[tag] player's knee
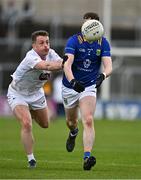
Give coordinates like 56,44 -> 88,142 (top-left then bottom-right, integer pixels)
40,121 -> 49,128
22,121 -> 32,132
66,120 -> 77,129
85,115 -> 93,127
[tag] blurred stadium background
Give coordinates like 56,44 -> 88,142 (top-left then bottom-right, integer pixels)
0,0 -> 141,120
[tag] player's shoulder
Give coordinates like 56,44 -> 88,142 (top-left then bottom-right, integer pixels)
21,49 -> 41,65
100,36 -> 111,48
68,32 -> 84,44
48,48 -> 59,57
47,48 -> 61,60
26,49 -> 38,58
74,32 -> 84,40
101,36 -> 110,43
48,48 -> 56,54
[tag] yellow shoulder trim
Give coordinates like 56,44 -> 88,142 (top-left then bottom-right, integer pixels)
77,35 -> 84,44
98,38 -> 102,45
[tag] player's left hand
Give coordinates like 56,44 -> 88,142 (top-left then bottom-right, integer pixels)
70,79 -> 85,93
95,73 -> 106,88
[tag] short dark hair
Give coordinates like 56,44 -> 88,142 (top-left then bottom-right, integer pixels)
83,12 -> 99,21
31,30 -> 49,43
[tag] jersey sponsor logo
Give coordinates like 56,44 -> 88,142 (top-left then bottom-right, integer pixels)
83,59 -> 91,68
77,67 -> 93,72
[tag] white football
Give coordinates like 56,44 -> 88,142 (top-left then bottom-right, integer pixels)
81,19 -> 104,42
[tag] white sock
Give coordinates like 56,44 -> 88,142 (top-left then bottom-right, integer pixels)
27,153 -> 35,162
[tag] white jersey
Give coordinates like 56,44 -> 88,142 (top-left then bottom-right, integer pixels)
10,48 -> 61,95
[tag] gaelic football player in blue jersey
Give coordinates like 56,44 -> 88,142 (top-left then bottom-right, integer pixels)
62,12 -> 112,170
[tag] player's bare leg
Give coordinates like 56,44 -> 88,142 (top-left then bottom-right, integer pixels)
79,96 -> 96,170
13,105 -> 36,168
30,107 -> 49,128
65,106 -> 79,152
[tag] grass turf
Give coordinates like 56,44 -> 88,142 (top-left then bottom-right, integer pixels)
0,116 -> 141,179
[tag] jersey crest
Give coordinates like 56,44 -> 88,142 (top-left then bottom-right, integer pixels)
96,49 -> 101,56
96,38 -> 102,56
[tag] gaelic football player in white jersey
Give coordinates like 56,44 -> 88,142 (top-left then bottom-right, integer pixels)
7,30 -> 63,168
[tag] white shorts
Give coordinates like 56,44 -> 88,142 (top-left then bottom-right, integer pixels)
62,84 -> 97,109
7,85 -> 47,111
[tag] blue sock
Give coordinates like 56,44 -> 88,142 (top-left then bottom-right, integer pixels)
84,151 -> 90,160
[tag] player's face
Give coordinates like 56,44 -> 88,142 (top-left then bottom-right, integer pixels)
32,35 -> 50,58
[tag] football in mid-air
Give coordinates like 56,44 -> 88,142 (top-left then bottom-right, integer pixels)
81,19 -> 104,42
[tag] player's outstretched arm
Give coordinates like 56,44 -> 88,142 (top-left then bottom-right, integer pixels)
35,59 -> 63,71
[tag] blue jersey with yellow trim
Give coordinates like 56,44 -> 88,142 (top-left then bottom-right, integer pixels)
62,32 -> 111,88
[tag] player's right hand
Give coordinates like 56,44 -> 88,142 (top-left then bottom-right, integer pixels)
70,79 -> 85,93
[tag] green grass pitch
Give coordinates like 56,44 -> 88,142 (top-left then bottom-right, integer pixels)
0,116 -> 141,179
